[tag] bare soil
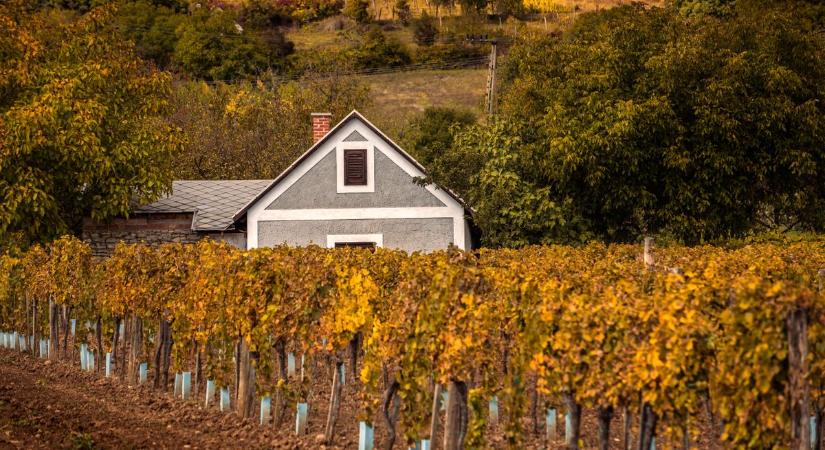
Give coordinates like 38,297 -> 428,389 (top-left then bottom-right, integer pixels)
0,348 -> 721,449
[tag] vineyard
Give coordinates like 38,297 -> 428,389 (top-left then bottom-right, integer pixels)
1,237 -> 825,449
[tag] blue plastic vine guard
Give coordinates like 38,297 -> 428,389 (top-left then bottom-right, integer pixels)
181,372 -> 192,400
287,353 -> 296,377
260,396 -> 271,425
489,396 -> 499,425
205,380 -> 216,408
139,362 -> 148,384
220,387 -> 231,412
358,421 -> 374,450
546,407 -> 557,440
295,402 -> 308,434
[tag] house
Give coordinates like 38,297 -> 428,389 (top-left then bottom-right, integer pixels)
83,111 -> 473,255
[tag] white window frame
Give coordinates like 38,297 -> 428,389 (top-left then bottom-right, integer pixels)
326,233 -> 383,248
337,143 -> 374,193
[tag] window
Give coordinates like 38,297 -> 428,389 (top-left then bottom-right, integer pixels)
343,149 -> 367,186
326,234 -> 383,248
334,242 -> 377,251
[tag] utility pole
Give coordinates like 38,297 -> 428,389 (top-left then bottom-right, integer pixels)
467,35 -> 498,117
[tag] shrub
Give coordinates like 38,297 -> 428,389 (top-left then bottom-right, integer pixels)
414,42 -> 486,64
412,12 -> 438,46
344,0 -> 370,23
394,0 -> 411,24
355,27 -> 412,68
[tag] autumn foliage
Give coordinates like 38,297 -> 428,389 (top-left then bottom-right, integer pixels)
1,237 -> 824,448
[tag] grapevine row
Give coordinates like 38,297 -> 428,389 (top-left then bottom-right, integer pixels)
0,236 -> 824,449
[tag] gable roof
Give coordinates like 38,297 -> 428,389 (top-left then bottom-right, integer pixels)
232,110 -> 470,222
135,180 -> 272,231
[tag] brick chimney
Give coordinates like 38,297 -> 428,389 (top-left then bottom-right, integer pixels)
311,112 -> 332,144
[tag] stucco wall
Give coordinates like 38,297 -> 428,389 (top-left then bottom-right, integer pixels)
257,218 -> 455,253
266,149 -> 445,210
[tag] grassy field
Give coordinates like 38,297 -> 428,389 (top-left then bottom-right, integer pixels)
360,67 -> 488,136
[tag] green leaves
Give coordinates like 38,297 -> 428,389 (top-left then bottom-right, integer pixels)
0,4 -> 178,244
445,3 -> 825,246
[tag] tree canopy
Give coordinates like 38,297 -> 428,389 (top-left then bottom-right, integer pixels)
0,3 -> 179,245
168,77 -> 370,180
425,1 -> 825,246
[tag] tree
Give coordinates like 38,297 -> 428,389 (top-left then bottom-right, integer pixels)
460,0 -> 488,15
412,12 -> 439,46
0,4 -> 179,244
441,2 -> 825,246
355,27 -> 412,69
394,0 -> 412,24
114,0 -> 188,68
344,0 -> 371,23
168,76 -> 370,180
403,107 -> 477,195
173,8 -> 293,81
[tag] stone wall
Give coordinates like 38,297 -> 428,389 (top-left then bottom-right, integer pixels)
82,213 -> 245,256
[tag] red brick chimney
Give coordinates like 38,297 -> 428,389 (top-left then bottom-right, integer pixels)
311,112 -> 332,144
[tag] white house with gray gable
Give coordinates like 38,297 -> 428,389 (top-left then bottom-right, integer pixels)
84,111 -> 473,255
233,111 -> 473,252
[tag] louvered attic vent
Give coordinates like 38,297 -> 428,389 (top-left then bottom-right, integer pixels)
344,149 -> 367,186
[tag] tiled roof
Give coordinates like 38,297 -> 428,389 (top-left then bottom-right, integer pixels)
135,180 -> 272,231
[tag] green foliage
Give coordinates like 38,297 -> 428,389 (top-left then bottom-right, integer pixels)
241,0 -> 344,25
412,12 -> 439,46
115,0 -> 187,67
403,107 -> 477,193
169,77 -> 370,179
445,2 -> 825,246
0,4 -> 178,244
173,8 -> 294,81
492,0 -> 523,16
414,42 -> 486,63
344,0 -> 371,23
460,0 -> 488,14
355,27 -> 412,68
454,120 -> 592,246
671,0 -> 735,16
